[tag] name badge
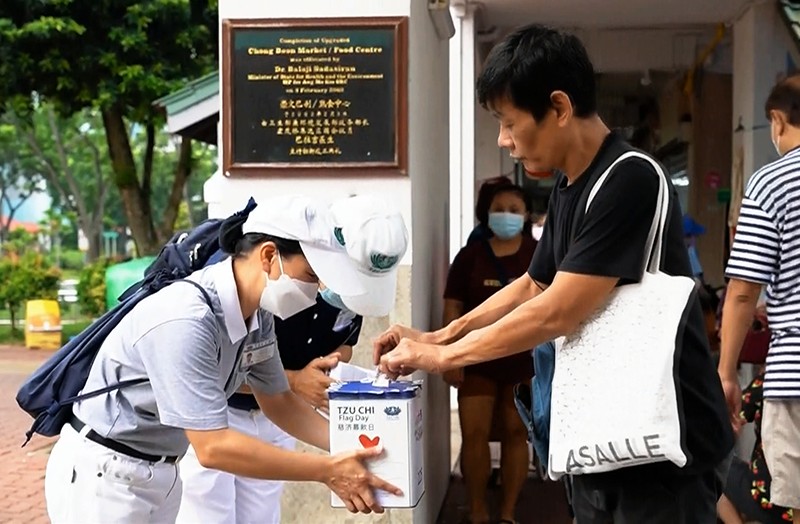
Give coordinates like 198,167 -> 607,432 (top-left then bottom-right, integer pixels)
240,339 -> 276,371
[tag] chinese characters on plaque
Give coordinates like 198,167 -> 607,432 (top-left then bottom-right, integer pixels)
222,18 -> 408,175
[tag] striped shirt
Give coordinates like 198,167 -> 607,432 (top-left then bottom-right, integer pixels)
726,147 -> 800,399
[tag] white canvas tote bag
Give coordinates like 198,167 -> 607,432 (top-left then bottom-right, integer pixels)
547,151 -> 695,480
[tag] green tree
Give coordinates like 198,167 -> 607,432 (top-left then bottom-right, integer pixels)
0,252 -> 60,334
0,0 -> 218,255
0,119 -> 43,245
76,257 -> 111,317
103,127 -> 216,240
2,105 -> 109,260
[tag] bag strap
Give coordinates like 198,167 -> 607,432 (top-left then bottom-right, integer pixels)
481,239 -> 509,287
584,151 -> 668,276
61,279 -> 216,407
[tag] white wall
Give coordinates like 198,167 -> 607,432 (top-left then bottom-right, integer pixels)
205,174 -> 414,265
733,1 -> 800,183
407,0 -> 451,520
448,4 -> 476,261
220,0 -> 409,20
209,0 -> 414,257
210,2 -> 452,523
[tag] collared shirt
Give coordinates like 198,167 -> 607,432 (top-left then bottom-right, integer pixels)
276,296 -> 362,371
726,147 -> 800,398
74,258 -> 289,457
228,296 -> 362,411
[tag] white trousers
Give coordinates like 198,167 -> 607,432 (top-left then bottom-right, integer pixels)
45,423 -> 182,524
176,406 -> 296,524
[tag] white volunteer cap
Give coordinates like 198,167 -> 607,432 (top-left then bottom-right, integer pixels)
329,195 -> 409,316
241,195 -> 366,297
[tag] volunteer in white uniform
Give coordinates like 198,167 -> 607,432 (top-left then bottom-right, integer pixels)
176,195 -> 409,524
43,195 -> 401,524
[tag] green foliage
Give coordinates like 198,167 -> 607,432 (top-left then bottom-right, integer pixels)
0,319 -> 92,345
0,0 -> 218,255
1,104 -> 112,260
2,227 -> 39,255
0,118 -> 43,242
76,257 -> 111,317
105,129 -> 216,230
0,253 -> 61,333
59,249 -> 86,271
0,0 -> 218,120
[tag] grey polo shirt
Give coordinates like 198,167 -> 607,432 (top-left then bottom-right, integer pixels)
74,258 -> 289,457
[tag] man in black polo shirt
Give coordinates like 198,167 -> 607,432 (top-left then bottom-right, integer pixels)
374,24 -> 733,522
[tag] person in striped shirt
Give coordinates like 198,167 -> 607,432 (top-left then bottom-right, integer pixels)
719,74 -> 800,524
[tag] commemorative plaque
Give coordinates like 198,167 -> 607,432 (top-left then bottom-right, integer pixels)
222,17 -> 408,176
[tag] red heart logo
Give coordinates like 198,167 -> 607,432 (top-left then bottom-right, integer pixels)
358,434 -> 380,448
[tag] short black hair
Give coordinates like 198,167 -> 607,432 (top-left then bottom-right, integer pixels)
474,176 -> 511,224
218,213 -> 303,258
476,24 -> 597,121
765,74 -> 800,125
476,180 -> 528,224
491,184 -> 528,210
229,233 -> 302,259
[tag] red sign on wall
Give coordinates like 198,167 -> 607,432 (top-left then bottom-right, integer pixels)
705,171 -> 722,189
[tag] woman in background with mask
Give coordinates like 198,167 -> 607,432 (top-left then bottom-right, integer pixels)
44,195 -> 400,524
441,182 -> 536,524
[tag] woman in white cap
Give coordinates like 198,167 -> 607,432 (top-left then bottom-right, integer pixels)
176,194 -> 409,524
43,195 -> 400,524
328,194 -> 410,316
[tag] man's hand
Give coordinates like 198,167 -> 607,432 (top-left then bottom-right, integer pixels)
442,368 -> 464,388
324,447 -> 403,514
288,353 -> 340,410
378,338 -> 447,379
372,324 -> 449,365
720,375 -> 744,433
372,324 -> 423,365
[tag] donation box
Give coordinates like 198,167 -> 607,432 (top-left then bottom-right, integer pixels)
328,380 -> 425,508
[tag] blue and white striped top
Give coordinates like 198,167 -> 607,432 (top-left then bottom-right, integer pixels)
726,147 -> 800,399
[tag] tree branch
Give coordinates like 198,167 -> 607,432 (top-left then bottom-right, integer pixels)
142,122 -> 155,202
0,182 -> 35,240
77,127 -> 109,225
46,106 -> 91,228
5,112 -> 71,210
159,137 -> 192,241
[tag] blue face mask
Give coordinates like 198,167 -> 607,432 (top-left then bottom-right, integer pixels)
319,287 -> 349,311
488,212 -> 524,239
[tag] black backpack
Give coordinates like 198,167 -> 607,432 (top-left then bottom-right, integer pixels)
16,198 -> 257,445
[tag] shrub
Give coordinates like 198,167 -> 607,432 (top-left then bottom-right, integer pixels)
76,257 -> 111,317
60,249 -> 86,271
0,253 -> 61,334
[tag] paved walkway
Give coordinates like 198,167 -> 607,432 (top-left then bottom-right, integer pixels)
0,345 -> 572,524
0,345 -> 54,524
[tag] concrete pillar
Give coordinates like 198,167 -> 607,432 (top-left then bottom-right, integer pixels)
207,1 -> 452,522
448,2 -> 476,261
732,1 -> 800,185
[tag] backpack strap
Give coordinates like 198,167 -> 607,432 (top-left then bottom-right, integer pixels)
61,279 -> 216,408
180,279 -> 214,309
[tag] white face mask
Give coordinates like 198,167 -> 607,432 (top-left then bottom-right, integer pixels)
531,225 -> 544,241
259,253 -> 318,320
773,133 -> 782,157
772,122 -> 783,157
